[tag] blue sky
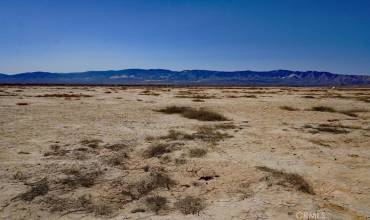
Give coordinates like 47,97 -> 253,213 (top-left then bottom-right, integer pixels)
0,0 -> 369,75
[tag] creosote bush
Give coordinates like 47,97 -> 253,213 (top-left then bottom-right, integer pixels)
189,148 -> 207,158
145,196 -> 168,214
157,106 -> 228,121
20,178 -> 49,201
280,106 -> 299,111
175,196 -> 206,215
144,143 -> 172,158
257,166 -> 314,194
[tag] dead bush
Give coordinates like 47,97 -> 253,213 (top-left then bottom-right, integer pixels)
123,171 -> 176,200
157,106 -> 228,121
104,151 -> 128,167
36,93 -> 92,98
257,166 -> 314,194
193,126 -> 232,143
20,178 -> 49,201
81,139 -> 103,148
310,106 -> 336,112
280,106 -> 299,111
145,196 -> 168,214
175,196 -> 206,215
143,143 -> 173,158
189,148 -> 207,158
61,166 -> 102,187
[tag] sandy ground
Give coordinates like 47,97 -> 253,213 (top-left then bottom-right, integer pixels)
0,86 -> 369,220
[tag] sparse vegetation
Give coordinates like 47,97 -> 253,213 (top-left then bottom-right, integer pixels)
257,166 -> 314,194
280,106 -> 299,111
157,106 -> 228,121
189,148 -> 207,158
145,196 -> 168,214
36,93 -> 92,98
61,166 -> 102,187
20,178 -> 49,201
81,139 -> 103,148
175,196 -> 206,215
310,106 -> 368,117
143,142 -> 173,158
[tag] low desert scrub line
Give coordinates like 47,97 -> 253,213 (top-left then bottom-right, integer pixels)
310,105 -> 368,117
157,106 -> 228,121
280,106 -> 299,111
257,166 -> 314,195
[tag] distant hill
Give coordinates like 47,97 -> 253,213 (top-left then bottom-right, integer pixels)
0,69 -> 369,86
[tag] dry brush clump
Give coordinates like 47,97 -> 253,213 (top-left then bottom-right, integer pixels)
157,106 -> 228,121
35,93 -> 92,98
303,124 -> 350,134
122,170 -> 176,200
158,125 -> 233,144
280,106 -> 299,111
143,142 -> 174,158
175,196 -> 206,215
60,166 -> 102,188
145,195 -> 168,214
19,178 -> 49,201
44,194 -> 118,217
257,166 -> 314,195
80,139 -> 103,148
188,148 -> 207,158
310,105 -> 368,117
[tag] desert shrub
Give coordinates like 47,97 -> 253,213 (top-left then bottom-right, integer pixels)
143,143 -> 172,158
175,196 -> 206,215
145,196 -> 168,214
123,171 -> 175,200
16,102 -> 29,106
193,126 -> 232,143
157,106 -> 190,114
280,106 -> 299,111
36,93 -> 92,98
81,139 -> 103,148
104,143 -> 129,151
182,108 -> 228,121
104,151 -> 128,167
61,166 -> 102,187
189,148 -> 207,158
45,194 -> 117,217
310,106 -> 336,112
304,124 -> 349,134
20,178 -> 49,201
257,166 -> 314,194
192,99 -> 205,102
157,106 -> 228,121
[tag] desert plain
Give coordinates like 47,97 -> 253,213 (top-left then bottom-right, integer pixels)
0,86 -> 369,220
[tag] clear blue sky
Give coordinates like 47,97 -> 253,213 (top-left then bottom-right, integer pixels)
0,0 -> 369,75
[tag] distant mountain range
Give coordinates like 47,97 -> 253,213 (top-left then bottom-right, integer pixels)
0,69 -> 369,86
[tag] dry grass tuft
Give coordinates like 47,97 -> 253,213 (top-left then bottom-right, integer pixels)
143,143 -> 173,158
280,106 -> 299,111
81,139 -> 103,148
310,106 -> 336,112
188,148 -> 207,158
145,196 -> 168,214
20,178 -> 49,201
257,166 -> 314,194
157,106 -> 228,121
61,166 -> 102,188
175,196 -> 206,215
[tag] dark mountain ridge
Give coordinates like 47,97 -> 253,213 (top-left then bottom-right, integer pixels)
0,69 -> 369,86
